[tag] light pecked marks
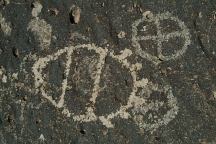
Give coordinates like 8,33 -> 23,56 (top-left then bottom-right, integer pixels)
57,47 -> 73,108
0,66 -> 7,83
213,90 -> 216,99
38,134 -> 46,142
70,5 -> 81,24
31,1 -> 43,18
0,12 -> 12,36
33,46 -> 72,107
132,83 -> 179,133
117,31 -> 126,39
32,44 -> 108,109
32,42 -> 179,133
89,47 -> 108,104
132,11 -> 191,65
9,11 -> 187,133
97,49 -> 149,128
28,1 -> 52,50
97,49 -> 179,131
27,18 -> 52,50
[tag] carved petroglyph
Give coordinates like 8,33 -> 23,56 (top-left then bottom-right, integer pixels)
27,18 -> 52,49
32,43 -> 179,132
132,11 -> 191,65
32,44 -> 108,109
132,83 -> 179,133
5,11 -> 185,133
28,1 -> 52,49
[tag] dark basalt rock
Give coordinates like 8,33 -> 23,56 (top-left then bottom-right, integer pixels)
0,0 -> 216,144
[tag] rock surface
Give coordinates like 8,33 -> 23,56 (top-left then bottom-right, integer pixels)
0,0 -> 216,143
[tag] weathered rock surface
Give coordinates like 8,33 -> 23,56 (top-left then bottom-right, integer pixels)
0,0 -> 216,143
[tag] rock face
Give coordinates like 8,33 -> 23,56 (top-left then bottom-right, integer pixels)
0,0 -> 216,143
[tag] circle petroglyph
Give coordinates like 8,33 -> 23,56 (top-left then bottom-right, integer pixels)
132,12 -> 191,65
1,9 -> 182,133
32,43 -> 179,133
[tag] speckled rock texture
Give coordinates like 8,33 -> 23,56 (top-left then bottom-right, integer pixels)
0,0 -> 216,144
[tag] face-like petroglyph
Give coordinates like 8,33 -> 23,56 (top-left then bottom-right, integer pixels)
32,43 -> 179,133
132,11 -> 191,65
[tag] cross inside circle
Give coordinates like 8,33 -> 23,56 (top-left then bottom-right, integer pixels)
31,12 -> 182,132
132,12 -> 191,65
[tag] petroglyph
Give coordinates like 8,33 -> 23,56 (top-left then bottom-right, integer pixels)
27,18 -> 52,49
132,11 -> 191,65
32,42 -> 179,132
2,11 -> 185,133
32,44 -> 108,108
0,12 -> 12,36
117,31 -> 126,39
28,1 -> 52,49
132,83 -> 179,133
